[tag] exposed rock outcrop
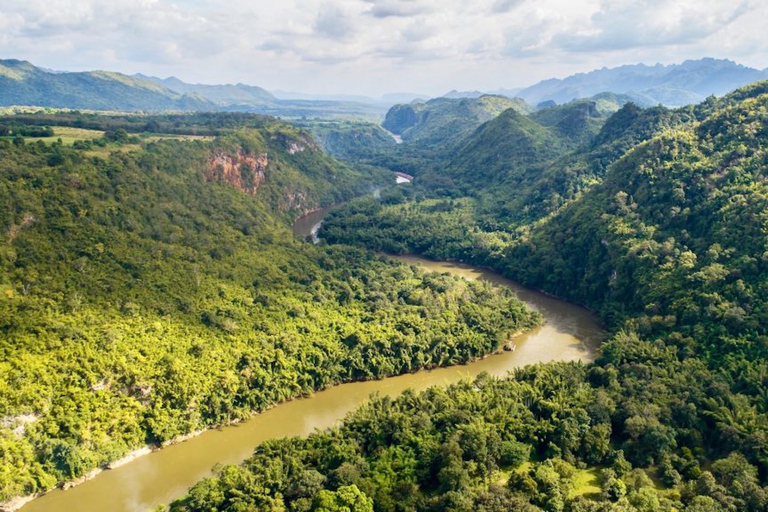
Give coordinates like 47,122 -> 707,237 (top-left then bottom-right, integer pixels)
7,213 -> 34,243
206,151 -> 268,195
270,133 -> 318,155
382,104 -> 418,135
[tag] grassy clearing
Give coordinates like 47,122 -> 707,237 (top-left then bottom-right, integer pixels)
646,466 -> 681,501
496,462 -> 601,499
0,126 -> 105,146
80,134 -> 213,158
571,467 -> 601,498
2,128 -> 214,147
83,144 -> 142,158
52,126 -> 105,143
2,128 -> 215,158
141,134 -> 214,143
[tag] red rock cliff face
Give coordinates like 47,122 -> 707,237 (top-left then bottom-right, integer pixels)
205,151 -> 268,195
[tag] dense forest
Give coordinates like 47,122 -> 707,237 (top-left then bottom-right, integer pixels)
0,115 -> 541,503
172,82 -> 768,510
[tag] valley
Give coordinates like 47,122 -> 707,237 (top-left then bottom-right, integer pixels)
2,61 -> 768,512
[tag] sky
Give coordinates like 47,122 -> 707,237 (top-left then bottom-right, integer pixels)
1,0 -> 767,97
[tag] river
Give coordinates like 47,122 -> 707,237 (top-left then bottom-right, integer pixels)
20,212 -> 603,512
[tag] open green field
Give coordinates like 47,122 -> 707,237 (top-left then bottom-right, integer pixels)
0,126 -> 104,145
1,127 -> 215,158
142,134 -> 215,143
498,462 -> 602,499
2,126 -> 214,146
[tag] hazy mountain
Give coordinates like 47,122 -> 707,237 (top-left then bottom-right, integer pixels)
274,91 -> 431,109
272,90 -> 376,103
137,74 -> 275,105
489,87 -> 523,98
442,90 -> 487,99
380,92 -> 429,104
0,59 -> 388,117
517,58 -> 768,107
0,59 -> 215,111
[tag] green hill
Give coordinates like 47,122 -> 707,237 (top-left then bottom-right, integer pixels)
504,81 -> 768,332
468,101 -> 691,228
407,97 -> 636,225
382,95 -> 533,147
433,108 -> 568,193
295,120 -> 398,162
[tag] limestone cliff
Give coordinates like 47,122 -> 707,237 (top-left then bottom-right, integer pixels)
205,151 -> 268,196
270,133 -> 319,155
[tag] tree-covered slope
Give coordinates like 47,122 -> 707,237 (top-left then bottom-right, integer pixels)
404,98 -> 678,229
295,120 -> 398,163
473,102 -> 692,226
297,81 -> 768,511
430,107 -> 573,193
505,82 -> 768,341
382,95 -> 532,147
0,116 -> 541,502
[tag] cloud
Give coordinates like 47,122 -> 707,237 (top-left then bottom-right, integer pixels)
400,21 -> 438,42
491,0 -> 525,14
0,0 -> 766,96
314,4 -> 356,39
500,6 -> 565,57
362,0 -> 437,18
556,0 -> 753,52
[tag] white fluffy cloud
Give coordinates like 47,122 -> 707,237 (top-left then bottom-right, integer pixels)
557,0 -> 753,51
1,0 -> 766,95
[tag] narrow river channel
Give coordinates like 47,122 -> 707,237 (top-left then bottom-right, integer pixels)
20,211 -> 603,512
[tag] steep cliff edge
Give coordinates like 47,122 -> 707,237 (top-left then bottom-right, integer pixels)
206,151 -> 269,196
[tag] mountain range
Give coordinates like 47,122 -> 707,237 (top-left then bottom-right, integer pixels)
135,74 -> 275,106
0,59 -> 387,118
515,58 -> 768,107
1,58 -> 767,117
0,59 -> 214,111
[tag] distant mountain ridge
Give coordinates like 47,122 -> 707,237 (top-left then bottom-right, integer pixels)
516,58 -> 768,107
441,90 -> 487,99
0,59 -> 214,111
0,59 -> 388,117
135,74 -> 276,106
2,57 -> 766,115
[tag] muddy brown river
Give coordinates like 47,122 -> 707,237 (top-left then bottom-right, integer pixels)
20,213 -> 603,512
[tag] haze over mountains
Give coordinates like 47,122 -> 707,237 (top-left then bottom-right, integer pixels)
516,58 -> 768,107
1,57 -> 768,117
0,59 -> 386,118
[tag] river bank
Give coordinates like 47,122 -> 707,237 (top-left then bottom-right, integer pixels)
18,257 -> 602,512
15,215 -> 603,512
1,425 -> 233,512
